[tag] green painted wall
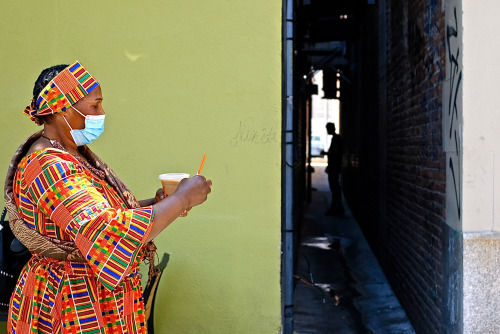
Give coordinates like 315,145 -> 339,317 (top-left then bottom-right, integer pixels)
0,1 -> 282,333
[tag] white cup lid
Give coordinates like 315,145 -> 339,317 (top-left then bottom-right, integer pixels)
159,173 -> 190,180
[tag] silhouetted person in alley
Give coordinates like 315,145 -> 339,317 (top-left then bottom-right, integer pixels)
322,122 -> 344,215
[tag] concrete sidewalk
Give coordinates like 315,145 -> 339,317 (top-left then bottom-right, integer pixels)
293,165 -> 415,334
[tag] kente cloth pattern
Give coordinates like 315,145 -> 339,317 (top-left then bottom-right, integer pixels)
8,147 -> 154,333
24,61 -> 99,125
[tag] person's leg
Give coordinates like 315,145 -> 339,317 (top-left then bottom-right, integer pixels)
326,171 -> 338,214
327,172 -> 343,214
332,176 -> 344,213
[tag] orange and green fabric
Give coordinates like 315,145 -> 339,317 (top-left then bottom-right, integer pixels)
9,148 -> 154,333
23,61 -> 99,125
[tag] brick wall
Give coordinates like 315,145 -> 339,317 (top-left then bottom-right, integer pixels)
384,1 -> 446,333
343,1 -> 449,333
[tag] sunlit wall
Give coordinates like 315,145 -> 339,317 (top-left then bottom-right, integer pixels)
0,1 -> 282,332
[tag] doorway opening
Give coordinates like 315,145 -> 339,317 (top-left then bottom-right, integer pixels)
310,70 -> 340,168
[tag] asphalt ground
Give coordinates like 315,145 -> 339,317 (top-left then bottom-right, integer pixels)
293,164 -> 415,334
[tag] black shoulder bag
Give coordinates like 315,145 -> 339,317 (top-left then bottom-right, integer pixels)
0,207 -> 31,317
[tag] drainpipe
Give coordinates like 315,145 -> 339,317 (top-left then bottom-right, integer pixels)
282,0 -> 294,333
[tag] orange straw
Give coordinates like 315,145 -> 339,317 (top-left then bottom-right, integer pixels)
197,154 -> 207,175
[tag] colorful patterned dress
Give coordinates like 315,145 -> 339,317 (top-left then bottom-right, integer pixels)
8,148 -> 154,333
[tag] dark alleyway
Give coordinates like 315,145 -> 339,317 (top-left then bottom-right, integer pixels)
293,163 -> 415,334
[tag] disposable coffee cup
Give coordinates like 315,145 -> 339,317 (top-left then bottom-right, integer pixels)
159,173 -> 190,196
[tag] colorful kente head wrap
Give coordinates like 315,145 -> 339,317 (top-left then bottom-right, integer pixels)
24,61 -> 100,125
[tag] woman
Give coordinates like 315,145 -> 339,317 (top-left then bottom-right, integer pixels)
3,61 -> 212,333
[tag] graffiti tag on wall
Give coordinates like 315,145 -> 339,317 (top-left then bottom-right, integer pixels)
444,5 -> 462,225
230,117 -> 278,147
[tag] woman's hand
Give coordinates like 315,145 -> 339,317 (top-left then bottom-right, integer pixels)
138,188 -> 165,207
147,175 -> 212,242
179,207 -> 192,217
172,175 -> 212,209
154,188 -> 165,203
155,174 -> 212,210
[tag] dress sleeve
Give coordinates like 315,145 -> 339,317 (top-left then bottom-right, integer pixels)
21,150 -> 155,290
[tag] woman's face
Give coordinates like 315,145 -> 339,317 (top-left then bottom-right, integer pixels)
65,85 -> 104,130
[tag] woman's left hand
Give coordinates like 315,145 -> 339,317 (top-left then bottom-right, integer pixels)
179,208 -> 192,217
154,188 -> 165,203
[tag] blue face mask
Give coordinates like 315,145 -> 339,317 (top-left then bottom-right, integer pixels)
63,106 -> 105,146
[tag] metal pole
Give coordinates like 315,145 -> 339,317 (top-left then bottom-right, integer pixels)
282,0 -> 294,332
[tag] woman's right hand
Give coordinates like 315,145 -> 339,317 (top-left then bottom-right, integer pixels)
170,175 -> 212,209
147,175 -> 212,242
